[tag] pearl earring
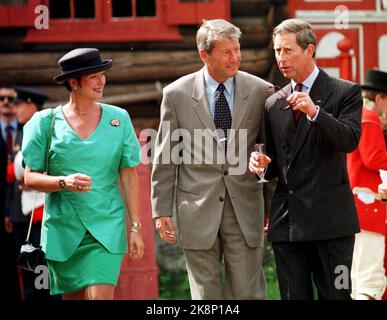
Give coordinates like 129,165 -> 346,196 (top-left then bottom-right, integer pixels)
73,87 -> 77,91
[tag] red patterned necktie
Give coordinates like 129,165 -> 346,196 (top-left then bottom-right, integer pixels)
294,83 -> 303,125
6,125 -> 13,159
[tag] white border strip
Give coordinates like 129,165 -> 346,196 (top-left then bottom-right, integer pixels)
296,10 -> 387,22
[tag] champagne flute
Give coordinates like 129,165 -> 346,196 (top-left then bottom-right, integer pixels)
254,143 -> 268,183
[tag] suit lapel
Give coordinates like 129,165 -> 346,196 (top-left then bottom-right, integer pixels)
192,69 -> 219,143
288,69 -> 333,168
228,72 -> 249,146
230,72 -> 249,131
192,69 -> 251,148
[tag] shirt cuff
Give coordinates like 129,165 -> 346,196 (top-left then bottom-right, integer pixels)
307,105 -> 320,122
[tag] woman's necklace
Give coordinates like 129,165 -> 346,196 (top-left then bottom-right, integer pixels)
68,104 -> 100,114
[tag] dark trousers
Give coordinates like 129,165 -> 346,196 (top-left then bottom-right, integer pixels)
2,230 -> 21,300
272,235 -> 355,300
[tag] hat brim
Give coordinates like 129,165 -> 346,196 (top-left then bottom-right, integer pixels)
53,59 -> 112,84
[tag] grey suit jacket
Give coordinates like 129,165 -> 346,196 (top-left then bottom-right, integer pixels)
151,68 -> 272,250
265,69 -> 362,242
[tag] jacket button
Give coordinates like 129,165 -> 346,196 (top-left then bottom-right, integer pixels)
374,209 -> 378,213
219,196 -> 224,202
224,171 -> 228,176
289,190 -> 294,195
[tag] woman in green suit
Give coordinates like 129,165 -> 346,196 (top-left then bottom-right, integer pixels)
22,48 -> 144,300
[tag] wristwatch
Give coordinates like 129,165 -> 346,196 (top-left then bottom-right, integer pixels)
58,177 -> 66,189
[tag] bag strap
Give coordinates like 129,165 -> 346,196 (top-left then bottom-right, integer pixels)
25,109 -> 56,243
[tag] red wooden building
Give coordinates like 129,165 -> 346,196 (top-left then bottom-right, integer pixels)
0,0 -> 230,42
288,0 -> 387,83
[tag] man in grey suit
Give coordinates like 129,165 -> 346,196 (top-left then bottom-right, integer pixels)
250,19 -> 363,299
151,19 -> 272,299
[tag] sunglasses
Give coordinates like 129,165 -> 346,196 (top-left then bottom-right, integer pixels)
266,85 -> 321,110
0,95 -> 16,103
266,85 -> 296,110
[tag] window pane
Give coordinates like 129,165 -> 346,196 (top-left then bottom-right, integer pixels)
49,0 -> 70,19
0,0 -> 27,4
179,0 -> 213,2
136,0 -> 156,17
112,0 -> 132,17
74,0 -> 95,18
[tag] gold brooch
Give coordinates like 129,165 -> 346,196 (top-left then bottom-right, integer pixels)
110,119 -> 120,127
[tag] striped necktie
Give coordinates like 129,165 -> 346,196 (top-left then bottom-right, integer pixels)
294,83 -> 303,125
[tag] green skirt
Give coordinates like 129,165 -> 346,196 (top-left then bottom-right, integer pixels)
47,232 -> 124,295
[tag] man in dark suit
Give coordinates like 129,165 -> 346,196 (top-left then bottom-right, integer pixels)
249,19 -> 363,299
0,83 -> 20,300
10,86 -> 51,300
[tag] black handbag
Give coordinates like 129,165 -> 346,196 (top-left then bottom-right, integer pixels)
17,110 -> 56,272
18,242 -> 46,272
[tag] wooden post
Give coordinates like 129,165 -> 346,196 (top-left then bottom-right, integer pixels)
337,37 -> 353,81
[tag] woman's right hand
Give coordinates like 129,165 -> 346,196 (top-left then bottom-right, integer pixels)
63,173 -> 92,192
128,231 -> 144,260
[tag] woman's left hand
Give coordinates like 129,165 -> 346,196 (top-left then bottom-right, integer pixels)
128,231 -> 145,260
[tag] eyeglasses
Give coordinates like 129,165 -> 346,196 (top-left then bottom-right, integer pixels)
0,95 -> 16,103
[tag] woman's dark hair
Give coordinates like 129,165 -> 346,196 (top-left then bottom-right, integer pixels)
362,89 -> 387,102
64,77 -> 82,92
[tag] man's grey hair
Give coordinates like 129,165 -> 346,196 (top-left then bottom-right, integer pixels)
273,19 -> 317,57
196,19 -> 242,53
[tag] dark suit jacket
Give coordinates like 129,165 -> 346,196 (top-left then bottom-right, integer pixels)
0,123 -> 7,236
7,124 -> 27,223
266,69 -> 362,242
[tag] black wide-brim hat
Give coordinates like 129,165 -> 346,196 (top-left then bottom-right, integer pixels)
361,69 -> 387,93
53,48 -> 112,84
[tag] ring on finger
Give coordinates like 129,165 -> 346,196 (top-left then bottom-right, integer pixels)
77,185 -> 83,191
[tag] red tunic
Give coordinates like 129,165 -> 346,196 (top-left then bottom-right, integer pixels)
347,107 -> 387,235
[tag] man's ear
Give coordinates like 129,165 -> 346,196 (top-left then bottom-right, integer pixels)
199,49 -> 208,64
68,78 -> 77,88
375,93 -> 383,106
306,44 -> 315,59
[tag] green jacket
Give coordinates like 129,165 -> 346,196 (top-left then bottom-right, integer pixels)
22,104 -> 141,261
